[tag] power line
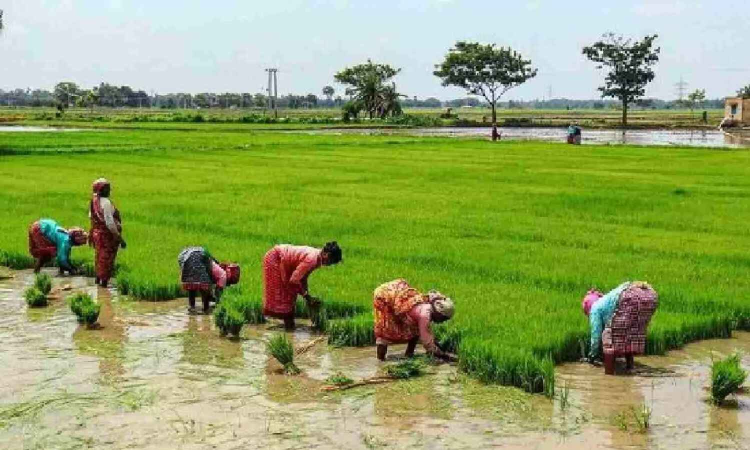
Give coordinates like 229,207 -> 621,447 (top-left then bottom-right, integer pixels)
674,76 -> 688,102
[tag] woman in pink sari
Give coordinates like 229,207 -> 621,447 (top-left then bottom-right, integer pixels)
89,178 -> 126,287
262,242 -> 342,329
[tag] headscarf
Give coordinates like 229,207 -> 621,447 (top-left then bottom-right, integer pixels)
582,289 -> 604,316
428,290 -> 455,320
92,178 -> 110,196
68,227 -> 88,246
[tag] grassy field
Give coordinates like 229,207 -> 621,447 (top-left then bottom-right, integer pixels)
1,128 -> 749,393
0,106 -> 725,130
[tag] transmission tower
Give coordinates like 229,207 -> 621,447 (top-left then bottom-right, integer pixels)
265,68 -> 279,118
674,76 -> 688,102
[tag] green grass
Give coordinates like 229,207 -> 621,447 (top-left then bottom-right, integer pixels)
1,128 -> 749,393
710,353 -> 747,405
24,287 -> 48,308
33,273 -> 53,295
213,301 -> 245,337
68,293 -> 100,326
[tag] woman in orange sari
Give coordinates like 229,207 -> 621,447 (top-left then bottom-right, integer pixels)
373,279 -> 456,361
262,242 -> 342,329
89,178 -> 126,287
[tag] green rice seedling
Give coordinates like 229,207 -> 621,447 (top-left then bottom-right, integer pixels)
325,372 -> 354,387
384,359 -> 424,379
24,287 -> 48,308
222,289 -> 265,324
212,302 -> 245,337
327,314 -> 375,347
558,381 -> 570,411
33,273 -> 52,295
69,293 -> 100,326
631,402 -> 652,432
266,333 -> 300,375
711,353 -> 747,405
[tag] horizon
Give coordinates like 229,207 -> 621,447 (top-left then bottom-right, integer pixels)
1,0 -> 748,101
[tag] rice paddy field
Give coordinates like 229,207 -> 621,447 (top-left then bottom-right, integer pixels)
1,127 -> 750,394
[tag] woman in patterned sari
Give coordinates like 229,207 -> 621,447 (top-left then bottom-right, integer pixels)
89,178 -> 126,287
28,218 -> 88,274
262,241 -> 342,329
373,279 -> 457,361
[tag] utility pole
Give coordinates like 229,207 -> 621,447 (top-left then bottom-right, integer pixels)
674,76 -> 688,103
266,68 -> 279,118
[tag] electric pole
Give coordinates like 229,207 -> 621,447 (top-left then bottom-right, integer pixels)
266,68 -> 279,118
674,76 -> 688,103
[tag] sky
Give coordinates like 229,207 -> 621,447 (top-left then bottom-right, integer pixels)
1,0 -> 748,100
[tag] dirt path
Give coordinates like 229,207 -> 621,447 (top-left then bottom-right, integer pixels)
0,269 -> 748,449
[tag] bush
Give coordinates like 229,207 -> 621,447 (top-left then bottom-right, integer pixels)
711,353 -> 747,404
34,273 -> 53,295
266,333 -> 300,375
69,293 -> 100,326
25,287 -> 48,308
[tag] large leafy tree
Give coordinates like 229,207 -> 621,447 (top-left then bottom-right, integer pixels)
434,41 -> 537,141
583,33 -> 660,126
53,82 -> 81,108
738,85 -> 750,99
334,60 -> 403,119
322,85 -> 335,102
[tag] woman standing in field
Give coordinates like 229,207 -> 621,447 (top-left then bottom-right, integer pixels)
582,281 -> 658,365
89,178 -> 126,287
28,218 -> 88,274
373,279 -> 457,361
262,242 -> 342,329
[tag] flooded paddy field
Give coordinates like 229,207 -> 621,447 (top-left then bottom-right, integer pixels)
1,269 -> 747,449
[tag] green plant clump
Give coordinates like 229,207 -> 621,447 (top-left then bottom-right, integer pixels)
213,302 -> 245,337
711,353 -> 747,405
25,287 -> 48,308
325,372 -> 354,386
384,359 -> 424,379
266,333 -> 300,375
69,293 -> 100,326
33,273 -> 53,295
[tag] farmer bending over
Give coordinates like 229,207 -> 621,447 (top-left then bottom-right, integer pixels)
374,279 -> 457,362
262,242 -> 342,329
178,246 -> 240,313
28,218 -> 87,275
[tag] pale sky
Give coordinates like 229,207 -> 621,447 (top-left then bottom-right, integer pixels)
1,0 -> 748,100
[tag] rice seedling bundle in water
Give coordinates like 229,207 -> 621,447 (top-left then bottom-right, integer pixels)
24,287 -> 48,308
384,359 -> 424,379
69,293 -> 100,326
711,353 -> 747,404
2,129 -> 750,394
266,333 -> 300,375
33,273 -> 52,295
213,302 -> 245,337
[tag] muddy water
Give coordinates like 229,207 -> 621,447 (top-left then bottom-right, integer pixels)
1,269 -> 748,449
296,127 -> 750,148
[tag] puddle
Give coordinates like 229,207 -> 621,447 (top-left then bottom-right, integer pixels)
295,127 -> 750,148
1,268 -> 748,449
0,125 -> 85,132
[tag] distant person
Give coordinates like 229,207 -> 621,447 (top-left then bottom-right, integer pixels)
373,279 -> 457,361
262,242 -> 342,329
702,110 -> 708,124
89,178 -> 125,287
567,123 -> 582,144
178,247 -> 240,313
28,218 -> 88,275
582,281 -> 658,369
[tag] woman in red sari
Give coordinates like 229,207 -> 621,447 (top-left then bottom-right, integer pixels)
373,279 -> 456,361
262,242 -> 342,329
89,178 -> 126,287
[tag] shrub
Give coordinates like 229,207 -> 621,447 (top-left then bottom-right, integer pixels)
69,293 -> 100,326
266,333 -> 300,375
25,287 -> 48,308
711,353 -> 747,404
34,273 -> 53,295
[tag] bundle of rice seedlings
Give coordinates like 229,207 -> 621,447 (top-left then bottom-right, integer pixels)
213,302 -> 245,337
325,372 -> 354,387
33,273 -> 52,295
711,353 -> 747,405
384,359 -> 424,379
25,287 -> 48,308
69,293 -> 100,326
266,333 -> 300,375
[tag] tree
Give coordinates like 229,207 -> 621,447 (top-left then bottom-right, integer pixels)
334,60 -> 403,119
0,9 -> 4,34
434,41 -> 537,140
738,85 -> 750,99
53,82 -> 80,108
322,85 -> 335,102
686,89 -> 706,116
583,33 -> 660,126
